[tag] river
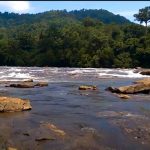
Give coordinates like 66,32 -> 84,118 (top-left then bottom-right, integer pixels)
0,67 -> 149,150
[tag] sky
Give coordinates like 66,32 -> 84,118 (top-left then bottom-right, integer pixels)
0,1 -> 150,23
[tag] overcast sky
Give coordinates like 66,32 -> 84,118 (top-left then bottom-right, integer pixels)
0,1 -> 150,23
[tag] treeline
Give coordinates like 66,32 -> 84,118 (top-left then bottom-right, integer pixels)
0,9 -> 149,68
0,9 -> 130,28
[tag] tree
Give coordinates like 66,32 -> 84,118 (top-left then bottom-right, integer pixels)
134,6 -> 150,34
113,52 -> 132,68
0,9 -> 149,68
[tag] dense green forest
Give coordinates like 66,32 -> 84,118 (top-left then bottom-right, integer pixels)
0,9 -> 149,68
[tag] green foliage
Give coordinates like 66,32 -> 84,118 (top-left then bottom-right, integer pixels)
70,9 -> 131,24
134,6 -> 150,26
134,6 -> 150,34
113,52 -> 132,68
0,8 -> 149,68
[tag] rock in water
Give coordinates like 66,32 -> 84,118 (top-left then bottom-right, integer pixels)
6,81 -> 48,88
116,94 -> 131,99
140,69 -> 150,75
117,83 -> 150,94
41,122 -> 66,136
79,85 -> 97,90
0,97 -> 32,112
106,86 -> 116,92
134,78 -> 150,84
23,79 -> 34,82
35,136 -> 55,141
9,83 -> 35,88
106,80 -> 150,94
106,82 -> 150,94
35,82 -> 48,87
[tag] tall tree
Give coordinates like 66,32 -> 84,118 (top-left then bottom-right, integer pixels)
134,6 -> 150,34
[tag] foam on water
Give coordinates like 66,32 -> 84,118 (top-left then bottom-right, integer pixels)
0,72 -> 33,80
0,67 -> 149,81
95,68 -> 148,78
8,68 -> 22,72
9,72 -> 31,78
67,70 -> 83,74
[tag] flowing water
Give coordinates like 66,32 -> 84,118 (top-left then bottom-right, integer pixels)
0,67 -> 148,82
0,67 -> 150,150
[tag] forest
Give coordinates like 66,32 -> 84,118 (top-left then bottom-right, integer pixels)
0,8 -> 149,68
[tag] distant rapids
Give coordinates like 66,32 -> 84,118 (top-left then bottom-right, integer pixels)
0,67 -> 148,82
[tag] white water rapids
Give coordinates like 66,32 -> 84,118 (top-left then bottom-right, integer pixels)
0,67 -> 148,82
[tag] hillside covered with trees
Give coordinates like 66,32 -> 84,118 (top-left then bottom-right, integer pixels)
0,8 -> 149,68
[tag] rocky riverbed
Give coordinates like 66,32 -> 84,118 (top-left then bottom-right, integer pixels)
0,67 -> 150,150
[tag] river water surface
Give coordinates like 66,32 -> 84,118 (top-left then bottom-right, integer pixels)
0,67 -> 150,150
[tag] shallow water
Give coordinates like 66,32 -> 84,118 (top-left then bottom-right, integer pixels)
0,67 -> 150,150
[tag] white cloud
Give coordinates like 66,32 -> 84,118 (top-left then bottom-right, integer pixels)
0,1 -> 31,13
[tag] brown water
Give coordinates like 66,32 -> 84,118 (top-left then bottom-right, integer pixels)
0,67 -> 150,150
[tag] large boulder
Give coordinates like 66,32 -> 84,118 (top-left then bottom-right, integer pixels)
0,97 -> 32,112
106,82 -> 150,94
133,78 -> 150,84
139,69 -> 150,75
9,82 -> 35,88
7,81 -> 48,88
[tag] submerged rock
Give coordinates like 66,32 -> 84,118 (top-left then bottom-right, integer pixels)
0,97 -> 32,112
97,111 -> 144,118
41,122 -> 66,136
97,111 -> 122,118
81,127 -> 97,134
78,85 -> 97,90
112,117 -> 150,145
116,93 -> 131,99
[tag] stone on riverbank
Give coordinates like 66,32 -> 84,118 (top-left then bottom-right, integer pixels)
0,97 -> 32,112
